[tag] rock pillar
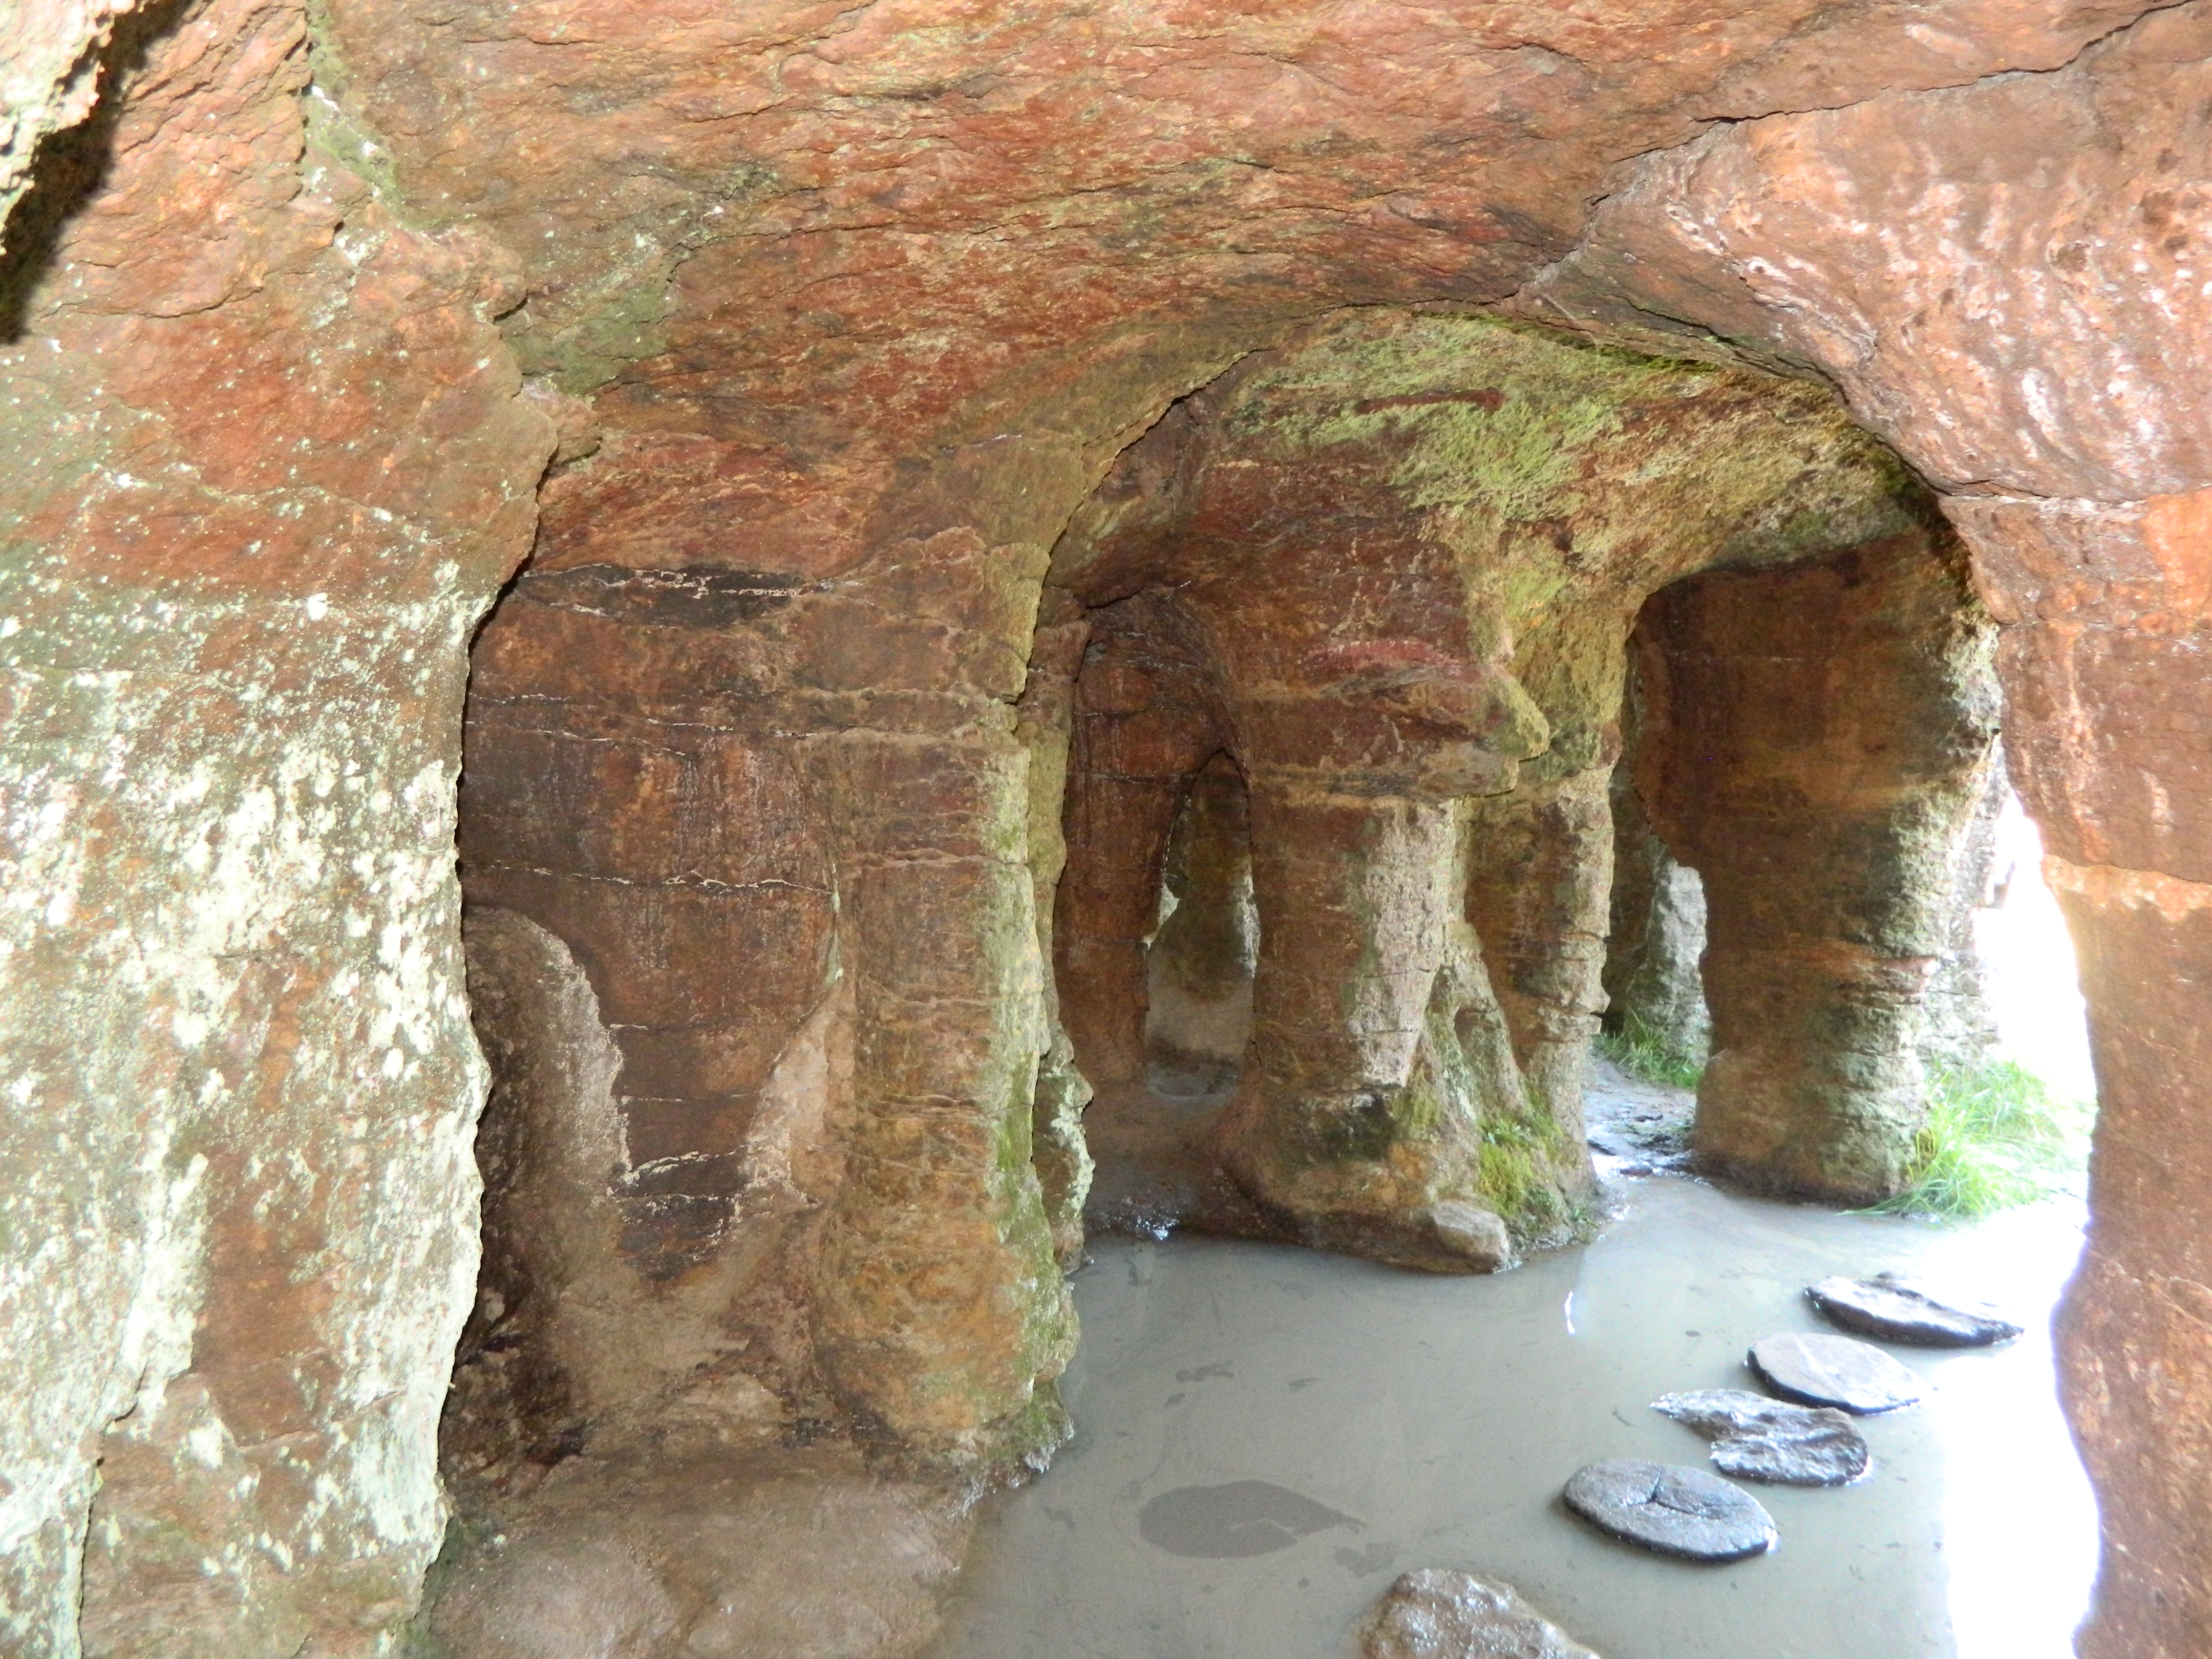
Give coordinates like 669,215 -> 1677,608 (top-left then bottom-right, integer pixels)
1210,654 -> 1558,1269
1219,786 -> 1517,1269
1602,705 -> 1712,1068
1632,533 -> 1999,1202
1053,594 -> 1229,1095
1464,768 -> 1617,1161
1144,754 -> 1259,1098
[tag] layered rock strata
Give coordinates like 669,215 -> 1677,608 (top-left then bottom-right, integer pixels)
0,1 -> 2203,1653
1048,312 -> 1989,1250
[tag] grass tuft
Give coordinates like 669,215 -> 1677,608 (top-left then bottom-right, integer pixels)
1597,1013 -> 1706,1092
1868,1059 -> 2093,1222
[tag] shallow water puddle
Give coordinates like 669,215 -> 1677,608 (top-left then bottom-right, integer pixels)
1137,1481 -> 1358,1558
929,1178 -> 2094,1659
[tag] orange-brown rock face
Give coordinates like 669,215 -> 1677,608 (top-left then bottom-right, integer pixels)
457,418 -> 1080,1467
1042,311 -> 1974,1263
0,0 -> 548,1651
1630,537 -> 2000,1201
4,0 -> 2207,1653
310,0 -> 2155,458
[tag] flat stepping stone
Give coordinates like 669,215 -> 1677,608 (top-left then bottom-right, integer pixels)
1364,1568 -> 1600,1658
1807,1272 -> 2022,1348
1561,1459 -> 1776,1562
1652,1388 -> 1871,1486
1748,1331 -> 1926,1414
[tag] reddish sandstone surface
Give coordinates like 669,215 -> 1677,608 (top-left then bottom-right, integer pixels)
1,3 -> 2206,1656
1043,311 -> 1989,1251
1,0 -> 549,1652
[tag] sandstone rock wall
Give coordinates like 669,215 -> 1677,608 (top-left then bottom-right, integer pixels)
0,0 -> 548,1651
1631,535 -> 2000,1201
1015,588 -> 1097,1268
2,0 -> 2204,1651
459,479 -> 1085,1464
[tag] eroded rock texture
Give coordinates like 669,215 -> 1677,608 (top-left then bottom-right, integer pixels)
1919,756 -> 2010,1071
2,0 -> 2205,1652
1046,311 -> 1968,1258
0,3 -> 550,1654
0,0 -> 547,1651
1630,537 -> 1998,1200
458,399 -> 1079,1472
1364,1568 -> 1599,1659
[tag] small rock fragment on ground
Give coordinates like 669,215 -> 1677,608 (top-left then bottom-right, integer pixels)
1428,1201 -> 1515,1271
1652,1388 -> 1871,1486
1364,1568 -> 1601,1658
1560,1459 -> 1777,1562
1749,1331 -> 1927,1414
1807,1272 -> 2023,1348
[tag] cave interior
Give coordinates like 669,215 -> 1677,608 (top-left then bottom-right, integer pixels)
2,3 -> 2207,1657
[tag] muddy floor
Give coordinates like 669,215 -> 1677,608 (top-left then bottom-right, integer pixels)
929,1078 -> 2093,1659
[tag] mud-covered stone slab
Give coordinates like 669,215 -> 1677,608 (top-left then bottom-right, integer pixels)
1653,1388 -> 1871,1486
1749,1331 -> 1927,1414
1561,1459 -> 1777,1562
1364,1568 -> 1601,1658
1807,1272 -> 2023,1348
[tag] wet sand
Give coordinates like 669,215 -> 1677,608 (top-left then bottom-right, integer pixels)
930,1177 -> 2094,1659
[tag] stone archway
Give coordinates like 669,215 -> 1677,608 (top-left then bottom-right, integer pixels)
1031,310 -> 2000,1262
1,2 -> 2202,1652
